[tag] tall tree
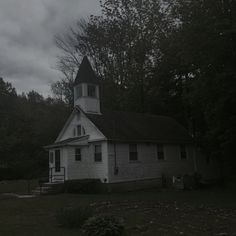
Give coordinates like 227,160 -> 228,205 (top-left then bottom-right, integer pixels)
162,0 -> 236,175
52,0 -> 236,177
53,0 -> 172,112
0,78 -> 70,179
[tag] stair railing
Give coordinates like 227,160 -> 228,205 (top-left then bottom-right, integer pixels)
49,167 -> 66,183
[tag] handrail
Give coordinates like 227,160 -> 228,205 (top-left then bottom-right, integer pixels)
49,167 -> 65,183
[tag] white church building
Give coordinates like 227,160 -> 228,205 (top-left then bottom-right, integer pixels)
45,56 -> 218,189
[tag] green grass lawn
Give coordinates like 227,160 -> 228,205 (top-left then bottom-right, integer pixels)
0,181 -> 236,235
0,179 -> 38,194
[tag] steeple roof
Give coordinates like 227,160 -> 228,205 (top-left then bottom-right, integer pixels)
74,56 -> 99,85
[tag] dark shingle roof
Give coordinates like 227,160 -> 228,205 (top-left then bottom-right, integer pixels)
74,56 -> 99,85
86,109 -> 193,143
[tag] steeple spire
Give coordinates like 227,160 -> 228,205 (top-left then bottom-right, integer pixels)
73,56 -> 101,114
74,56 -> 99,85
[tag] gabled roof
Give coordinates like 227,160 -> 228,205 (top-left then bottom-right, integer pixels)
74,56 -> 99,85
86,109 -> 193,144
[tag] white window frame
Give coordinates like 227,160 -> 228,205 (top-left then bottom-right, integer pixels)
87,84 -> 97,98
75,125 -> 85,137
75,148 -> 82,161
49,151 -> 54,164
129,144 -> 138,161
157,144 -> 165,161
180,145 -> 187,160
77,125 -> 82,136
94,144 -> 102,162
76,84 -> 83,98
73,128 -> 76,137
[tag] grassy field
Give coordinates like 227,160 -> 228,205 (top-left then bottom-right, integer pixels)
0,181 -> 236,236
0,179 -> 38,194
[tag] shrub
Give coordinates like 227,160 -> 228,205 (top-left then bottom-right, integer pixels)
56,206 -> 93,228
82,215 -> 124,236
64,179 -> 103,194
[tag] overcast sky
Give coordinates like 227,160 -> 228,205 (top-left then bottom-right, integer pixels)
0,0 -> 100,97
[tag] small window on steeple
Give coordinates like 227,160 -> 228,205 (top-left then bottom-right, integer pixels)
87,85 -> 96,97
76,85 -> 82,98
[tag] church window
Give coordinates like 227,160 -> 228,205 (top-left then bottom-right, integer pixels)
49,152 -> 54,164
157,144 -> 165,160
94,145 -> 102,162
129,144 -> 138,161
87,85 -> 96,97
77,125 -> 82,136
55,150 -> 61,172
75,148 -> 81,161
76,85 -> 82,98
180,145 -> 187,159
76,125 -> 85,136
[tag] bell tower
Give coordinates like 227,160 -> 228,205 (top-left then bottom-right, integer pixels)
74,56 -> 101,114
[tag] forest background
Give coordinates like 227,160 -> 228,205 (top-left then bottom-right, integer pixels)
0,0 -> 235,181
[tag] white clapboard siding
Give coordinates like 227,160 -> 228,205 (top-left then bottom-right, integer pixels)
107,143 -> 196,183
66,141 -> 108,182
57,111 -> 105,142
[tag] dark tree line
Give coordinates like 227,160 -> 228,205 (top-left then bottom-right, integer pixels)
0,78 -> 70,179
0,0 -> 235,180
53,0 -> 236,178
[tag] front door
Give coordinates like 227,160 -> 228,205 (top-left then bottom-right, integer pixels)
55,149 -> 61,172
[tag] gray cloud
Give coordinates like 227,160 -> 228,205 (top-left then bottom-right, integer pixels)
0,0 -> 100,97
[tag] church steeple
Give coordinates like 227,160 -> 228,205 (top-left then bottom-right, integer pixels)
74,56 -> 99,85
74,56 -> 101,114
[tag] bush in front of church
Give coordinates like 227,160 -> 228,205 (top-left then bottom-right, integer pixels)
82,214 -> 124,236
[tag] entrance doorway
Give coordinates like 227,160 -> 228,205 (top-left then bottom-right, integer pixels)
55,149 -> 61,172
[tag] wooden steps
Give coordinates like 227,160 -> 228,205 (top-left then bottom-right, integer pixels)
32,182 -> 65,195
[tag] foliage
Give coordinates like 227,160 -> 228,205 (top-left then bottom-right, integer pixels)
0,179 -> 38,194
54,0 -> 236,179
163,0 -> 236,176
56,206 -> 93,228
1,188 -> 236,235
0,77 -> 17,96
0,78 -> 70,179
54,0 -> 172,111
82,215 -> 124,236
64,179 -> 103,194
1,0 -> 235,181
51,77 -> 74,108
0,160 -> 39,180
